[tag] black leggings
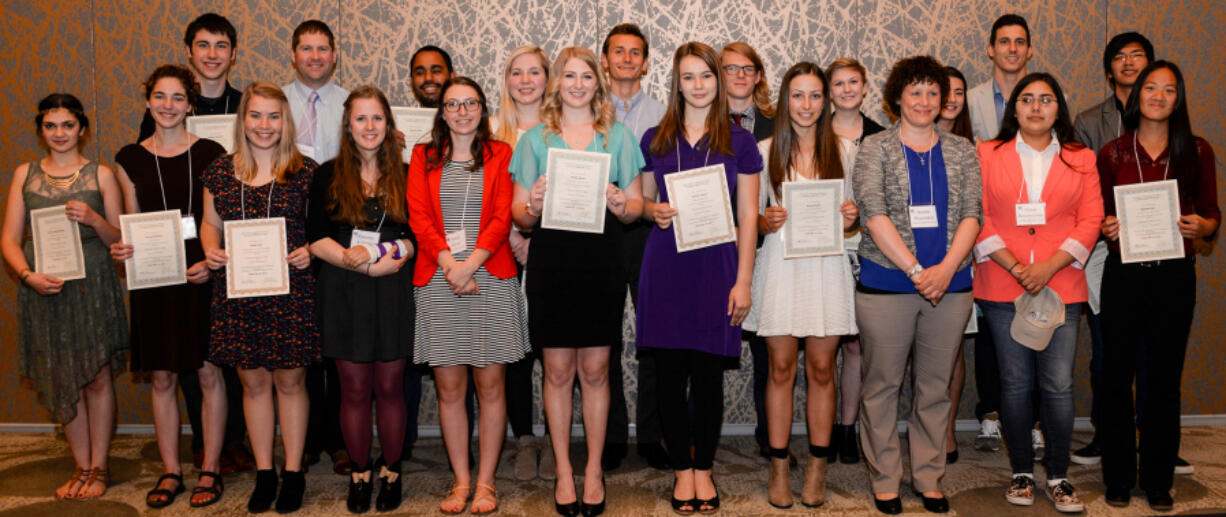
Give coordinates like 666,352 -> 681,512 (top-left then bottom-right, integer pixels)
655,348 -> 725,471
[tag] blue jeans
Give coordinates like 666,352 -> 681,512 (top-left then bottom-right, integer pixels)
980,300 -> 1082,478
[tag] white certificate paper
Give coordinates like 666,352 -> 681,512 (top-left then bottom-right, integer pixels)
120,210 -> 187,290
781,179 -> 844,259
664,164 -> 736,252
224,217 -> 290,298
1114,180 -> 1185,263
541,148 -> 611,233
186,114 -> 237,153
391,107 -> 436,164
30,205 -> 86,280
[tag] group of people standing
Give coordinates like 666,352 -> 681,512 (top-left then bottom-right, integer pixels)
3,10 -> 1217,517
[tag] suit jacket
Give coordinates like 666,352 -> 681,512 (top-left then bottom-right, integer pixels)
972,138 -> 1103,303
1073,95 -> 1123,153
751,105 -> 775,142
967,80 -> 999,143
853,124 -> 982,271
406,140 -> 517,286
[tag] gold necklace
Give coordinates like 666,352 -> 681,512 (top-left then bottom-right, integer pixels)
44,165 -> 83,190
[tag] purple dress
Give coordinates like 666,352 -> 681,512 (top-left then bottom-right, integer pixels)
635,126 -> 762,357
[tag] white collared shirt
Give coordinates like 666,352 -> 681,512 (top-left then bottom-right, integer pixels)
283,79 -> 350,163
1015,131 -> 1060,203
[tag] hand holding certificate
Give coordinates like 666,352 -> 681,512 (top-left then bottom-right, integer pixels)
541,148 -> 611,233
224,217 -> 290,298
1114,180 -> 1185,263
119,210 -> 187,289
391,107 -> 436,164
186,114 -> 237,153
780,179 -> 844,259
664,164 -> 736,252
30,205 -> 86,280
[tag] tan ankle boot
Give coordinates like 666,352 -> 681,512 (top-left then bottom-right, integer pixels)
768,456 -> 793,508
801,455 -> 827,507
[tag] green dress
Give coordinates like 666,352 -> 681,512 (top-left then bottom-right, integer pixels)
18,161 -> 128,424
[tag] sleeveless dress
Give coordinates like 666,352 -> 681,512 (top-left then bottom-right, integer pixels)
115,140 -> 224,372
17,161 -> 128,423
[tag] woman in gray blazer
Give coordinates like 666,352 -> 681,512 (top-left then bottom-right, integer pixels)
851,56 -> 981,515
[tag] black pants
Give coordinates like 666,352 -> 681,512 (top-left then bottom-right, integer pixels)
505,351 -> 540,437
656,348 -> 725,471
624,221 -> 665,445
305,359 -> 346,456
606,337 -> 629,448
746,332 -> 769,448
179,364 -> 247,451
1100,255 -> 1194,494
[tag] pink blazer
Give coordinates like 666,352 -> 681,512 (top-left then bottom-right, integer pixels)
972,138 -> 1104,303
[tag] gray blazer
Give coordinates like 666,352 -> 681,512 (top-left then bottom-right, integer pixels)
967,80 -> 999,142
1073,95 -> 1123,152
852,124 -> 982,272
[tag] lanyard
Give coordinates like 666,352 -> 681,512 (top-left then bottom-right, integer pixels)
151,134 -> 192,215
458,163 -> 476,230
902,133 -> 936,206
676,135 -> 712,172
239,177 -> 275,220
1133,132 -> 1170,183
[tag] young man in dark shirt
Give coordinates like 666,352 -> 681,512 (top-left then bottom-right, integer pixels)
138,13 -> 243,141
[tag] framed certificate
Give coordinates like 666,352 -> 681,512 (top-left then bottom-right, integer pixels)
186,114 -> 237,153
224,217 -> 290,298
541,148 -> 611,233
30,205 -> 86,280
664,164 -> 736,253
781,179 -> 844,259
391,107 -> 436,164
120,210 -> 187,290
1114,180 -> 1185,263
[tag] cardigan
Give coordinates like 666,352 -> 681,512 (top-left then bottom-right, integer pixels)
407,140 -> 517,285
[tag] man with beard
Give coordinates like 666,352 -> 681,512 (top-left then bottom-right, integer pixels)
409,45 -> 454,108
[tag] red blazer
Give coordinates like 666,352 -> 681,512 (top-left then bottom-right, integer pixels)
973,138 -> 1104,303
407,140 -> 517,286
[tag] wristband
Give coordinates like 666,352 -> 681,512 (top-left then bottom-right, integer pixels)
360,243 -> 381,264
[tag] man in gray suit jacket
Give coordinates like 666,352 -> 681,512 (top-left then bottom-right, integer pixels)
967,14 -> 1032,142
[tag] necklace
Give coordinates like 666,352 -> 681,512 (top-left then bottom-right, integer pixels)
44,164 -> 83,189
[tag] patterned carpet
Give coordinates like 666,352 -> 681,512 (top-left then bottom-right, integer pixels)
0,427 -> 1223,516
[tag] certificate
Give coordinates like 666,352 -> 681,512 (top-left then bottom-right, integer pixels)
664,164 -> 736,252
30,205 -> 86,280
120,210 -> 187,289
224,217 -> 290,298
186,114 -> 237,153
391,107 -> 436,164
1114,180 -> 1185,263
541,148 -> 611,233
780,179 -> 844,259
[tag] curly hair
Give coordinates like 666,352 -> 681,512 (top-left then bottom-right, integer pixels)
143,64 -> 200,109
881,55 -> 948,120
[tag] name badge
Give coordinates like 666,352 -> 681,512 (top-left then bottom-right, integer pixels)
446,228 -> 468,254
1015,202 -> 1047,226
909,205 -> 939,229
181,214 -> 198,240
350,229 -> 381,247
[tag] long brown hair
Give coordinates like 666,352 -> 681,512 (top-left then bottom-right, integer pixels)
768,62 -> 843,198
943,66 -> 974,141
494,45 -> 551,145
539,46 -> 616,148
649,42 -> 733,158
721,42 -> 775,118
232,82 -> 304,183
329,86 -> 408,226
423,77 -> 493,173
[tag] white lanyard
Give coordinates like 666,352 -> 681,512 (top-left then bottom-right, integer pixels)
239,178 -> 275,220
1133,132 -> 1169,183
151,134 -> 192,215
676,135 -> 712,172
902,134 -> 936,206
458,164 -> 476,230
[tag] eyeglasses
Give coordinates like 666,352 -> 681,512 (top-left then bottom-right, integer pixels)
722,64 -> 757,75
443,99 -> 480,112
1017,95 -> 1057,106
1112,52 -> 1148,63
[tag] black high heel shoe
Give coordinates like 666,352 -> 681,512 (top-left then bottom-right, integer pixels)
913,489 -> 949,513
670,478 -> 696,516
696,477 -> 720,515
555,478 -> 580,517
580,475 -> 606,517
374,460 -> 403,512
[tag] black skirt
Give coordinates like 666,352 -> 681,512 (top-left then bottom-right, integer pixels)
317,261 -> 415,362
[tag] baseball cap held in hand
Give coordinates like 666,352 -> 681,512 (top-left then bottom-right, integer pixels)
1010,286 -> 1065,351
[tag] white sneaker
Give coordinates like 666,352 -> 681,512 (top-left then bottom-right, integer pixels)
1174,456 -> 1194,475
1046,479 -> 1085,513
975,416 -> 1003,452
1032,429 -> 1045,460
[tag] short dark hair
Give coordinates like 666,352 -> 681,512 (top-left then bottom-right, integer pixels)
143,64 -> 201,108
183,13 -> 237,48
601,23 -> 649,58
1102,32 -> 1154,84
882,55 -> 949,119
292,20 -> 335,49
411,46 -> 454,75
989,14 -> 1030,45
35,93 -> 91,146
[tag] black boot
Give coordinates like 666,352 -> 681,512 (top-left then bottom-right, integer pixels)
828,425 -> 844,462
346,463 -> 373,513
838,424 -> 860,464
247,469 -> 278,514
275,469 -> 306,514
374,459 -> 403,512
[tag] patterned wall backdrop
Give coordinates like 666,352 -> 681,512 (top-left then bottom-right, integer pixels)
0,0 -> 1222,427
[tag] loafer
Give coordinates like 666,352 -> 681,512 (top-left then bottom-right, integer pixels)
1104,486 -> 1130,507
873,496 -> 902,515
1146,491 -> 1173,512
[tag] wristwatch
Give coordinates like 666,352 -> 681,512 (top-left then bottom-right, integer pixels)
905,263 -> 924,278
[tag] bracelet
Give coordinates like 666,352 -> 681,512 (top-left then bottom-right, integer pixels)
18,269 -> 32,281
1007,262 -> 1020,275
905,263 -> 924,278
365,263 -> 371,275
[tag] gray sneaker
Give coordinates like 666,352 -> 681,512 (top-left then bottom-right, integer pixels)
1006,475 -> 1036,506
1046,480 -> 1085,513
512,435 -> 539,481
1032,428 -> 1046,461
538,437 -> 557,480
975,416 -> 1003,452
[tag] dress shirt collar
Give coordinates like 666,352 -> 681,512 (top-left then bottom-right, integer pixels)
614,88 -> 647,114
293,78 -> 339,102
1015,131 -> 1060,155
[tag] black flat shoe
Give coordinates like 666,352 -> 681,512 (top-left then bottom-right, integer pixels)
555,478 -> 580,517
248,469 -> 278,514
580,475 -> 606,517
146,472 -> 185,508
374,461 -> 402,512
1104,486 -> 1130,507
275,469 -> 306,514
945,448 -> 959,464
873,496 -> 903,515
1146,490 -> 1173,512
670,478 -> 696,516
346,465 -> 373,514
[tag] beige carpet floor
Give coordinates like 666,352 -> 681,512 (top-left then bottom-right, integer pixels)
0,427 -> 1223,516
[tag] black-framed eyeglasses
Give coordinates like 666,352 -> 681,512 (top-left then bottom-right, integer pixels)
443,99 -> 480,112
722,64 -> 757,75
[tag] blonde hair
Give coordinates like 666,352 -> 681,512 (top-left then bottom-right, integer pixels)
721,42 -> 775,118
232,82 -> 304,183
494,45 -> 551,145
539,46 -> 616,148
